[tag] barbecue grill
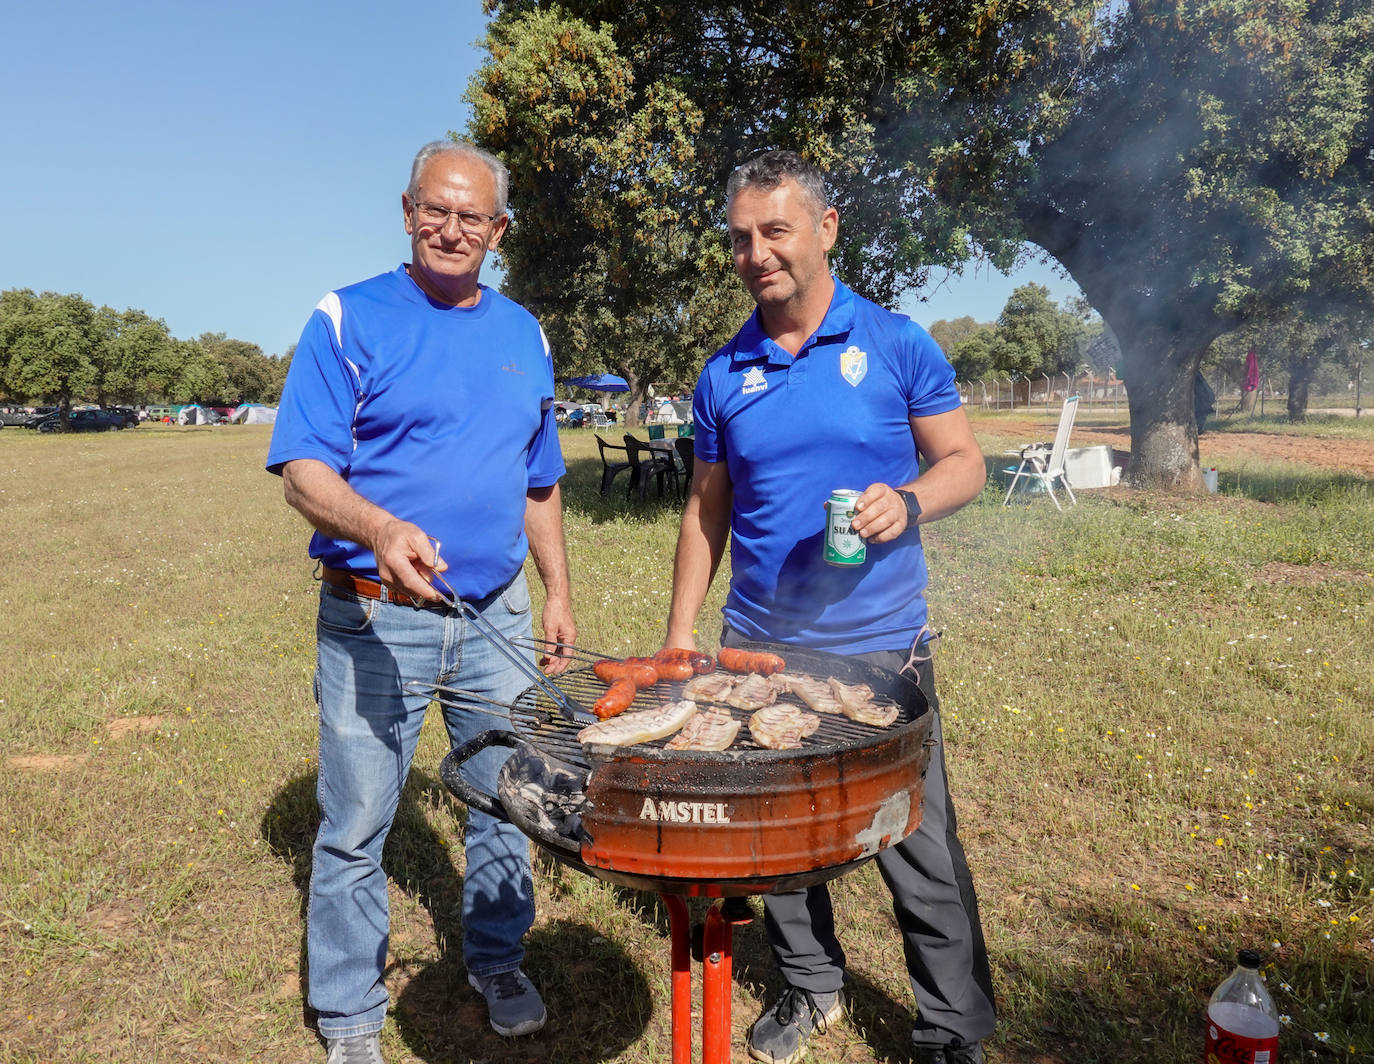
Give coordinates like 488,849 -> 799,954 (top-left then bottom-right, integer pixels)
431,639 -> 934,1064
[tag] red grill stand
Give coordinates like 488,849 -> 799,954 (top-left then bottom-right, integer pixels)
662,894 -> 752,1064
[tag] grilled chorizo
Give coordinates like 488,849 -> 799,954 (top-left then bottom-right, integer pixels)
653,647 -> 717,674
651,658 -> 694,681
593,677 -> 638,720
593,660 -> 659,687
622,655 -> 693,682
717,647 -> 787,676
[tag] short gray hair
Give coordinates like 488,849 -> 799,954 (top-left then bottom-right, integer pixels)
726,151 -> 829,219
406,139 -> 509,216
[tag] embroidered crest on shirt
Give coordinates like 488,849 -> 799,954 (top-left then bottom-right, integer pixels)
840,345 -> 868,387
742,365 -> 769,395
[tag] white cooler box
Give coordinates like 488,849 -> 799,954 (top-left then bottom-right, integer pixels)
1063,445 -> 1115,489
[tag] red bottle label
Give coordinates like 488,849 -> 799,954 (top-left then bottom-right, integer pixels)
1206,1022 -> 1278,1064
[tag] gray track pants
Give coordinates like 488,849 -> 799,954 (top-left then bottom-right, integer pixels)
730,635 -> 997,1048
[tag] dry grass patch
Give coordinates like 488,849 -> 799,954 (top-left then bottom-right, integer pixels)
1,426 -> 1370,1063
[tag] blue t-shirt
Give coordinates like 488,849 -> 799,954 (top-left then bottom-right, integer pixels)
692,278 -> 961,654
266,265 -> 564,599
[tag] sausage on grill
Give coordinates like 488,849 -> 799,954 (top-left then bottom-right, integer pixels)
653,647 -> 717,674
593,660 -> 659,687
593,677 -> 639,720
718,647 -> 787,676
643,657 -> 694,682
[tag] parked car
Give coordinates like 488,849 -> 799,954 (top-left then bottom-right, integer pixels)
34,408 -> 129,433
109,405 -> 141,427
0,405 -> 33,427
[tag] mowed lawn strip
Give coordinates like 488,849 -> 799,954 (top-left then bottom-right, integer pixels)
0,422 -> 1369,1063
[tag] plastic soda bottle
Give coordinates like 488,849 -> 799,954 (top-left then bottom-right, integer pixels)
1205,949 -> 1280,1064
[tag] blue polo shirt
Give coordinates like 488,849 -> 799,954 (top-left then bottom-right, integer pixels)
692,278 -> 961,654
266,265 -> 564,599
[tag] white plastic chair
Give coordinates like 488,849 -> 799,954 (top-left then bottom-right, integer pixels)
1003,395 -> 1080,510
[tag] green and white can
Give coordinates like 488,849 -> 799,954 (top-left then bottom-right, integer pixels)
823,489 -> 866,567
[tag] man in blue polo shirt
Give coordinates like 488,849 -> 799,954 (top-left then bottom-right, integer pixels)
267,140 -> 576,1064
664,151 -> 994,1064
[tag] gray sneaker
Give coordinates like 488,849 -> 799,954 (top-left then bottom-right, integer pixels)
747,985 -> 846,1064
324,1032 -> 384,1064
911,1039 -> 986,1064
468,968 -> 547,1036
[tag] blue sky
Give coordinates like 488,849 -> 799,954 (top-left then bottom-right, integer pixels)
0,1 -> 1081,360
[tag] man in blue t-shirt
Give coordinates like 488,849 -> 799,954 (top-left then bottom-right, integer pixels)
267,140 -> 576,1063
664,152 -> 994,1064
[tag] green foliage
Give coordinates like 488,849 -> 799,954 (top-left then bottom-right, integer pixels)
194,332 -> 284,404
482,0 -> 1373,487
467,8 -> 753,419
0,288 -> 287,406
96,307 -> 179,404
0,289 -> 101,409
941,0 -> 1374,480
934,285 -> 1105,380
1,426 -> 1370,1061
927,315 -> 985,356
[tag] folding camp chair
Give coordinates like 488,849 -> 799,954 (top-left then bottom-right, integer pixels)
1003,395 -> 1079,510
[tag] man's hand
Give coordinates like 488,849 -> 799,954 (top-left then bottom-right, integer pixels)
538,596 -> 577,676
373,518 -> 447,602
851,483 -> 911,543
282,459 -> 448,602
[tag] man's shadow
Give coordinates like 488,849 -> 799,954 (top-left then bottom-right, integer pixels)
261,768 -> 649,1062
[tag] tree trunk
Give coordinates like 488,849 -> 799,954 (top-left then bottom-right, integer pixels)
1237,388 -> 1258,414
1082,291 -> 1224,491
1119,341 -> 1205,490
1019,210 -> 1232,492
1287,350 -> 1318,422
621,368 -> 647,429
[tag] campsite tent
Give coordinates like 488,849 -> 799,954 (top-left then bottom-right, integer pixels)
232,404 -> 277,425
653,400 -> 692,425
178,404 -> 212,425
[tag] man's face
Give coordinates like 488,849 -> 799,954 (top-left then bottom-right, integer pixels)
726,179 -> 837,314
402,152 -> 509,305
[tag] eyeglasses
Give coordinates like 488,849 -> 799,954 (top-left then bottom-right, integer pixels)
411,201 -> 499,233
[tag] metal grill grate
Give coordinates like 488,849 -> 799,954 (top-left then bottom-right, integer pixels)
511,653 -> 922,770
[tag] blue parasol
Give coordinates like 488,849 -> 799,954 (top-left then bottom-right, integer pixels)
563,373 -> 629,392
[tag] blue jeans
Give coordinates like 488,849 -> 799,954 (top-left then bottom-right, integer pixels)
307,571 -> 537,1039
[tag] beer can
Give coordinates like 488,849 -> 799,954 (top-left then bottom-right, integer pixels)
823,489 -> 866,567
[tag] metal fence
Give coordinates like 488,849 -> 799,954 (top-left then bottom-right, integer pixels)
955,373 -> 1127,412
956,371 -> 1366,417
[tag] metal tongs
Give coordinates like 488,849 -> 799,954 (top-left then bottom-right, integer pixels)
424,562 -> 596,726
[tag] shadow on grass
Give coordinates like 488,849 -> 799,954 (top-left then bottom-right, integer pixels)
394,917 -> 651,1063
561,455 -> 687,524
261,769 -> 652,1062
1213,466 -> 1372,502
569,872 -> 1373,1063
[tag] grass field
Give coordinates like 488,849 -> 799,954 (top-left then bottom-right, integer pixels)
1,418 -> 1370,1063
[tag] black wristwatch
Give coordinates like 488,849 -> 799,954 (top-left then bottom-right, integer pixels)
896,489 -> 922,526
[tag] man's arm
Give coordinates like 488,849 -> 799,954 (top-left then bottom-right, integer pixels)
664,459 -> 734,650
850,407 -> 987,543
525,483 -> 577,676
281,458 -> 446,601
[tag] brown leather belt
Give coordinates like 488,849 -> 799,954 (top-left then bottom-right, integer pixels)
320,566 -> 443,609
